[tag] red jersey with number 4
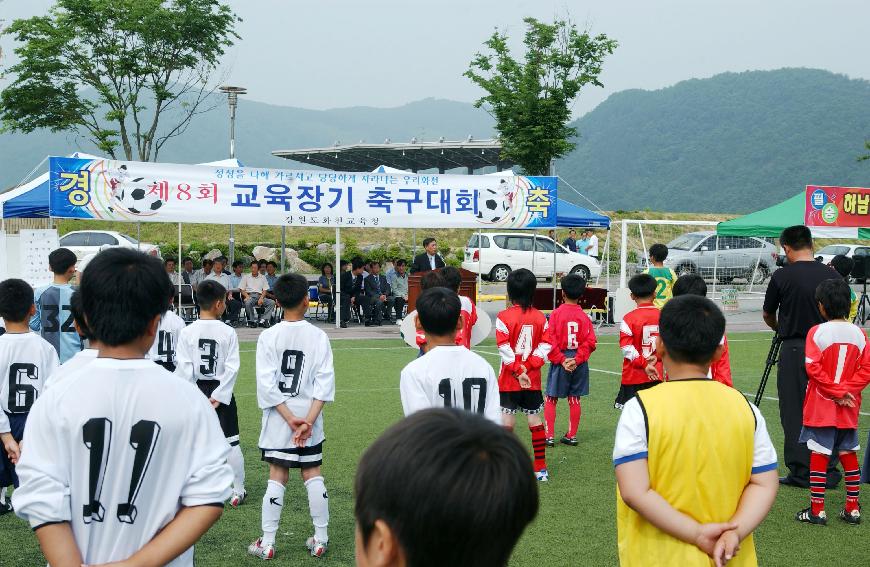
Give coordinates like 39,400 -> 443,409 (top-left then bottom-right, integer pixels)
619,303 -> 662,385
710,334 -> 733,387
547,303 -> 597,365
804,321 -> 870,429
495,305 -> 551,392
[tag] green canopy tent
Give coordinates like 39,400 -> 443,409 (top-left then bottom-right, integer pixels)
717,192 -> 870,239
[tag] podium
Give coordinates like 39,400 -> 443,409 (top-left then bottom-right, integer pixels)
408,267 -> 478,312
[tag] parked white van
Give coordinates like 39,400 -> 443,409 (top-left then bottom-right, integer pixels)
462,232 -> 601,282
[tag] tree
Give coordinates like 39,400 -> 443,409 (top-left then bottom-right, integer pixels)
465,17 -> 616,176
1,0 -> 239,161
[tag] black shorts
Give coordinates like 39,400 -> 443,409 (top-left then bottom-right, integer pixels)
262,442 -> 324,469
614,382 -> 660,410
197,380 -> 240,446
0,413 -> 27,488
500,390 -> 545,415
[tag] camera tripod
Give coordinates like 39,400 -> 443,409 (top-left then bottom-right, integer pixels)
854,278 -> 870,326
754,335 -> 782,406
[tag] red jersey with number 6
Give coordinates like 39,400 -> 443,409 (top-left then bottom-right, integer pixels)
495,305 -> 551,392
804,321 -> 870,429
547,303 -> 597,365
619,303 -> 662,385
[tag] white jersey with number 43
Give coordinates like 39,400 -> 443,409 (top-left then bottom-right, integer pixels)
12,359 -> 233,566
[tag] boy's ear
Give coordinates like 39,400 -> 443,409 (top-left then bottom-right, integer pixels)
455,313 -> 464,332
146,313 -> 161,339
655,336 -> 666,359
711,343 -> 725,363
356,520 -> 404,567
414,314 -> 423,332
27,303 -> 36,317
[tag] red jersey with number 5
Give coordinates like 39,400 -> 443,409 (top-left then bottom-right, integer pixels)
495,305 -> 551,392
619,303 -> 662,385
804,321 -> 870,429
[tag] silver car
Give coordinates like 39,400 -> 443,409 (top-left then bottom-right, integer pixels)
635,231 -> 778,284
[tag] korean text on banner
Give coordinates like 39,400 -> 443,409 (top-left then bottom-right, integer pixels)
49,157 -> 557,229
805,185 -> 870,228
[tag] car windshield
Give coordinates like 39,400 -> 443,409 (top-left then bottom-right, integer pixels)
668,233 -> 707,251
817,245 -> 850,256
120,234 -> 139,245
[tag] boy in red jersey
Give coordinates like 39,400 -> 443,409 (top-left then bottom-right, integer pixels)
441,267 -> 478,349
672,274 -> 733,387
496,269 -> 552,482
544,274 -> 597,447
796,278 -> 870,526
616,274 -> 663,409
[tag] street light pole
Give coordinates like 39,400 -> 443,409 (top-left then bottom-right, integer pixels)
220,85 -> 247,266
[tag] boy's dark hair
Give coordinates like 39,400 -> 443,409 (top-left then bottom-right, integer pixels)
629,273 -> 657,299
416,288 -> 461,336
507,268 -> 536,311
422,237 -> 436,248
659,295 -> 726,365
420,270 -> 444,291
232,260 -> 243,269
49,247 -> 78,275
80,249 -> 171,347
440,266 -> 462,293
560,274 -> 586,300
648,244 -> 669,263
0,278 -> 34,322
816,278 -> 851,320
673,274 -> 708,297
830,254 -> 854,280
69,290 -> 93,341
355,409 -> 538,567
273,273 -> 309,308
195,280 -> 227,311
780,225 -> 813,251
351,258 -> 365,272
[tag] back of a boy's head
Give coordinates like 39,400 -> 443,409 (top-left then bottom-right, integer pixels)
273,273 -> 308,309
355,408 -> 538,567
196,280 -> 226,310
80,248 -> 171,346
0,279 -> 34,322
560,274 -> 586,300
816,278 -> 851,320
416,288 -> 460,336
49,247 -> 77,275
830,255 -> 854,280
780,225 -> 813,250
659,295 -> 725,365
507,268 -> 536,310
672,274 -> 707,297
419,270 -> 444,291
648,243 -> 668,263
628,273 -> 657,298
440,266 -> 462,292
69,290 -> 94,341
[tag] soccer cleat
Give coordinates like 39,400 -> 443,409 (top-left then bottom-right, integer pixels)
560,435 -> 578,446
306,536 -> 328,558
0,501 -> 12,515
839,508 -> 861,525
545,437 -> 555,448
795,507 -> 827,525
230,491 -> 247,508
248,538 -> 276,560
535,469 -> 549,482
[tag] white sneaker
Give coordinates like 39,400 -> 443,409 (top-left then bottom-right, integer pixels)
306,536 -> 328,558
248,538 -> 275,560
230,491 -> 247,507
535,469 -> 549,482
395,318 -> 403,325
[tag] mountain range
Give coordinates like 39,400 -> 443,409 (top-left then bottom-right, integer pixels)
1,67 -> 868,213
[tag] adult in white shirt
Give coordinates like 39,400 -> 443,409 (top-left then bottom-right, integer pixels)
586,230 -> 599,259
240,261 -> 276,327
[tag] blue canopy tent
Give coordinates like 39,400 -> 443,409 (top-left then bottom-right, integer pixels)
556,198 -> 610,229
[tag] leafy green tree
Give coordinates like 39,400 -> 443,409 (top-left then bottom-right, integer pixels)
1,0 -> 239,161
465,17 -> 616,176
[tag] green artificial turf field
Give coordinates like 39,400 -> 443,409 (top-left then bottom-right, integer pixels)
1,332 -> 869,565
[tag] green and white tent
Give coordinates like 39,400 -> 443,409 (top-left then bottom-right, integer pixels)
717,192 -> 870,239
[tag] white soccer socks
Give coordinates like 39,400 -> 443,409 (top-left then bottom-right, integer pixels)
228,445 -> 246,494
261,480 -> 285,546
304,475 -> 330,542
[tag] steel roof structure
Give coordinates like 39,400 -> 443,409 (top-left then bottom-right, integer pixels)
272,138 -> 513,173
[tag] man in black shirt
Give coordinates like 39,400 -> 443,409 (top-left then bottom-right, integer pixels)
763,225 -> 842,488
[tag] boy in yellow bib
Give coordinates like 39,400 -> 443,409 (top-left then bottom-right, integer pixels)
613,295 -> 779,566
644,244 -> 678,309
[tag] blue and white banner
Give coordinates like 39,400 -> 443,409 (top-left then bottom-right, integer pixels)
49,157 -> 557,228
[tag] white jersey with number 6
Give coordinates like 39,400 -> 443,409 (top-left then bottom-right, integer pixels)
400,345 -> 501,424
175,319 -> 239,405
146,310 -> 187,369
0,332 -> 59,433
12,358 -> 233,566
256,320 -> 335,450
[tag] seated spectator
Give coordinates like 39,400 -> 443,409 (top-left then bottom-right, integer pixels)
217,255 -> 232,275
257,259 -> 268,274
362,259 -> 373,280
240,260 -> 275,328
229,260 -> 244,298
388,259 -> 409,323
265,261 -> 278,291
318,263 -> 336,323
165,257 -> 180,286
180,257 -> 195,285
363,261 -> 392,326
340,259 -> 365,328
205,258 -> 243,323
192,258 -> 213,289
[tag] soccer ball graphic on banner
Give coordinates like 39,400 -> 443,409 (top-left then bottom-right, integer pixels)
477,179 -> 516,224
108,177 -> 165,216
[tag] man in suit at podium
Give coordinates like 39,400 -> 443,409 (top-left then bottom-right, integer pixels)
411,238 -> 446,273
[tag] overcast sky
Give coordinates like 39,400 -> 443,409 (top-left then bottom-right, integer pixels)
2,0 -> 869,117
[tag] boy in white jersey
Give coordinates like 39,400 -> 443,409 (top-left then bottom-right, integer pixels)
147,295 -> 187,373
401,287 -> 500,424
12,248 -> 233,566
176,279 -> 245,507
44,290 -> 99,390
0,279 -> 59,510
250,273 -> 335,560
